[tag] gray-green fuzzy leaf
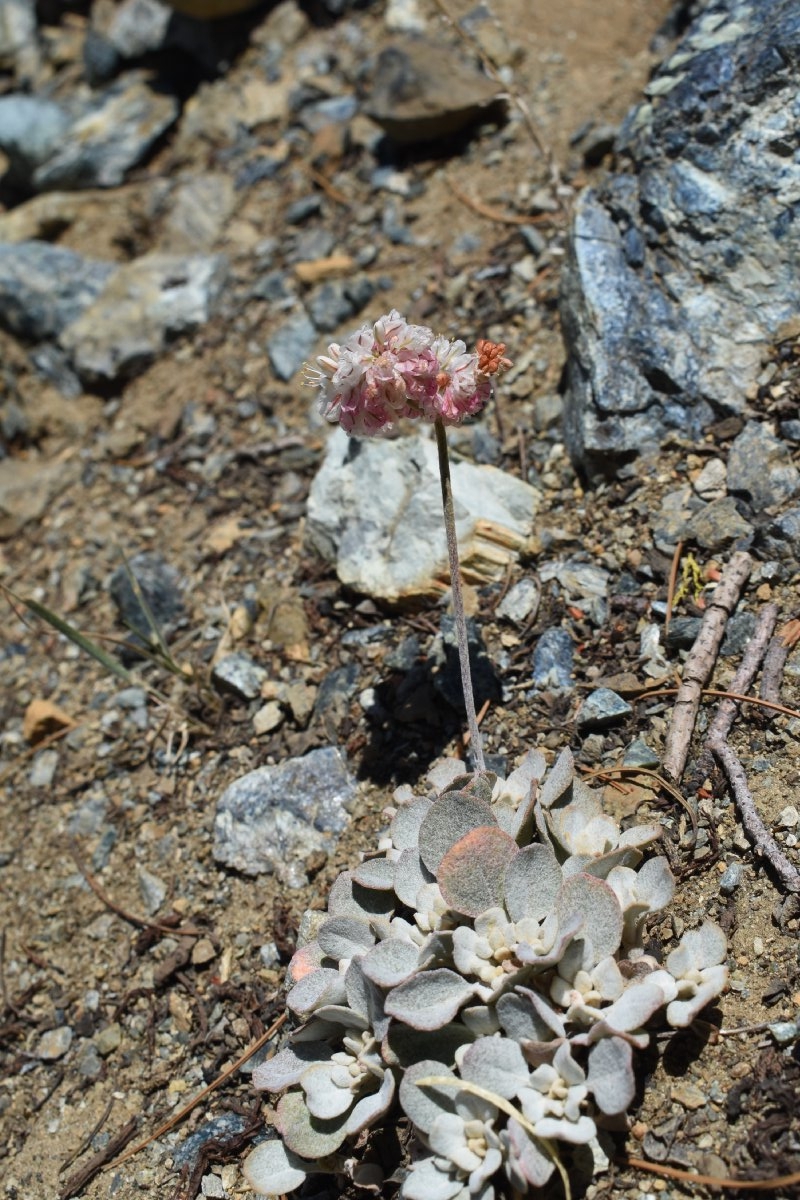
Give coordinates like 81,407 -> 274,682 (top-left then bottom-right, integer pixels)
385,968 -> 475,1030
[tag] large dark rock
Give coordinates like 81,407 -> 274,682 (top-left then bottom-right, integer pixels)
561,0 -> 800,479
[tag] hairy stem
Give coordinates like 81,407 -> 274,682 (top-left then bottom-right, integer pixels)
434,418 -> 486,772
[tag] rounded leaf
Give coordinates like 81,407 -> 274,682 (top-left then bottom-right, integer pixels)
398,1059 -> 457,1133
286,968 -> 347,1017
384,1021 -> 473,1069
392,847 -> 433,908
390,796 -> 433,850
418,792 -> 498,874
346,1067 -> 395,1134
587,1037 -> 635,1114
538,747 -> 575,811
252,1042 -> 329,1093
352,856 -> 397,890
276,1089 -> 348,1158
504,843 -> 563,923
243,1139 -> 317,1196
317,915 -> 375,961
460,1036 -> 529,1099
555,873 -> 623,966
384,968 -> 474,1030
437,825 -> 518,917
360,938 -> 420,988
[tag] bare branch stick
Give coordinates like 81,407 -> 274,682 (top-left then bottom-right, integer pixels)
760,630 -> 793,709
708,736 -> 800,892
662,550 -> 752,784
688,603 -> 779,791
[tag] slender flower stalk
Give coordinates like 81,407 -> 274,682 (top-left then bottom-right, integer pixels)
308,311 -> 511,768
434,416 -> 486,770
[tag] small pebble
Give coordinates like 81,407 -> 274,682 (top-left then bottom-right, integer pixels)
724,864 -> 748,892
670,1082 -> 706,1110
36,1026 -> 73,1060
191,937 -> 217,966
94,1023 -> 122,1057
212,652 -> 267,702
778,805 -> 799,828
253,701 -> 284,735
768,1020 -> 797,1046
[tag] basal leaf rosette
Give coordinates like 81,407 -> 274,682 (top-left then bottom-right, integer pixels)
244,753 -> 730,1196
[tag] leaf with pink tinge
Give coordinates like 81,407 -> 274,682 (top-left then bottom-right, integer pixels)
666,920 -> 727,977
346,1067 -> 395,1135
587,1036 -> 635,1114
418,792 -> 498,874
385,968 -> 475,1030
461,1036 -> 529,1099
316,915 -> 375,961
287,968 -> 347,1017
288,940 -> 324,983
555,873 -> 623,966
437,826 -> 518,917
252,1042 -> 330,1093
504,843 -> 563,923
360,938 -> 420,988
244,1139 -> 322,1197
276,1089 -> 348,1158
345,958 -> 387,1037
398,1059 -> 457,1133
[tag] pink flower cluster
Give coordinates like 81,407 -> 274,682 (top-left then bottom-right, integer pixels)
306,310 -> 510,436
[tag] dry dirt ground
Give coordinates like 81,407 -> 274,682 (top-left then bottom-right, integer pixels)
2,2 -> 800,1199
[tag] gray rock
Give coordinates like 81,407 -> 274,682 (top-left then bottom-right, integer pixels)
561,0 -> 800,477
496,576 -> 541,624
212,652 -> 267,702
60,252 -> 228,382
82,29 -> 120,85
307,429 -> 539,605
0,0 -> 36,71
727,421 -> 800,512
173,1116 -> 248,1169
28,747 -> 59,787
158,174 -> 236,255
623,737 -> 661,769
213,747 -> 358,888
539,558 -> 610,624
576,688 -> 632,732
719,861 -> 744,895
106,0 -> 172,59
266,309 -> 317,381
32,74 -> 179,191
0,454 -> 81,538
76,1042 -> 103,1080
756,506 -> 800,563
365,38 -> 507,145
108,552 -> 186,650
531,627 -> 574,690
685,497 -> 753,550
0,241 -> 116,341
137,866 -> 167,915
307,279 -> 373,333
0,96 -> 70,188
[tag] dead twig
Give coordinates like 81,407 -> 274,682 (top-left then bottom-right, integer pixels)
707,736 -> 800,893
760,623 -> 795,709
664,539 -> 683,639
107,1013 -> 286,1171
445,179 -> 549,227
640,687 -> 800,723
688,603 -> 779,791
59,1116 -> 138,1200
661,550 -> 752,784
69,841 -> 204,938
622,1154 -> 800,1191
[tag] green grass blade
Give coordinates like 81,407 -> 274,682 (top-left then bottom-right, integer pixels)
22,597 -> 137,685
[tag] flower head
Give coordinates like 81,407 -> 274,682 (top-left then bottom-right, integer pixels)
307,312 -> 511,436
